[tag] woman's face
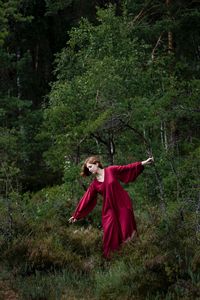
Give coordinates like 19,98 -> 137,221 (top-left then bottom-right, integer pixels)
86,162 -> 99,175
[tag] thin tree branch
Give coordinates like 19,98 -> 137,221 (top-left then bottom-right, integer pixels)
151,33 -> 164,61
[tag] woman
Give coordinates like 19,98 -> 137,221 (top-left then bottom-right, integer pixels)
69,156 -> 154,258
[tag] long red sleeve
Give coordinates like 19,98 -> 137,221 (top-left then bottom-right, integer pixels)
110,162 -> 144,184
72,182 -> 97,220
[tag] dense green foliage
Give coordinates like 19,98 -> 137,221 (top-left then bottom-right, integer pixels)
0,1 -> 200,299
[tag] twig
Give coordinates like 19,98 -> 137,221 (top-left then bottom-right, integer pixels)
151,33 -> 164,61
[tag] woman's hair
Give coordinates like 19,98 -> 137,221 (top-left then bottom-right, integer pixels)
80,156 -> 103,177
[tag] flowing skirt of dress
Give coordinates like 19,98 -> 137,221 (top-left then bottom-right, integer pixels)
102,207 -> 137,258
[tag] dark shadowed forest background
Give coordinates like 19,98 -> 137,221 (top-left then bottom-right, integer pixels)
0,0 -> 200,299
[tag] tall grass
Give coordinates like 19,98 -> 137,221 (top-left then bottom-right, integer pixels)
15,269 -> 94,300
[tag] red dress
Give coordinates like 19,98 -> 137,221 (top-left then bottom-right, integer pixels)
72,162 -> 144,258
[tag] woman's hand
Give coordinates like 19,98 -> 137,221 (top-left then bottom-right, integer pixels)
141,157 -> 154,166
68,216 -> 77,223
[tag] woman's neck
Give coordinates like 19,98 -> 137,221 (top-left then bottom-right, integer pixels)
96,168 -> 104,182
96,168 -> 104,176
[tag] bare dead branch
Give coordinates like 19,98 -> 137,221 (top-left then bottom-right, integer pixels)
151,33 -> 164,61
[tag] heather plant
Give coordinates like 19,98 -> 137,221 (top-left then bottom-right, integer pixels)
1,185 -> 200,299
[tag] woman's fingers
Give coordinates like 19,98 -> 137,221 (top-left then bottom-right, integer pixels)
68,216 -> 77,223
147,157 -> 154,164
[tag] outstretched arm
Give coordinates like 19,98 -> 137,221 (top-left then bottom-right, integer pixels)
110,157 -> 154,184
68,182 -> 97,223
110,161 -> 143,184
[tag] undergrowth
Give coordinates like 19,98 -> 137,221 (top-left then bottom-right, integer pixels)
0,185 -> 200,299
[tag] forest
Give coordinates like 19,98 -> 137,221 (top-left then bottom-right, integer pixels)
0,0 -> 200,299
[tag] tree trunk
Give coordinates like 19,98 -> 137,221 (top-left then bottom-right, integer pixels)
166,0 -> 174,53
161,121 -> 168,150
16,48 -> 21,99
108,133 -> 115,165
